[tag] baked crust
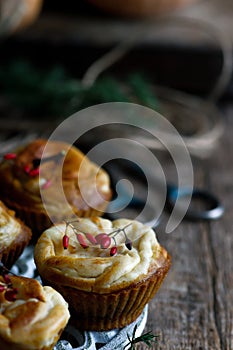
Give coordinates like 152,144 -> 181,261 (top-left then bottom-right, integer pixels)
0,200 -> 32,268
42,250 -> 170,330
34,217 -> 170,293
0,139 -> 112,231
0,275 -> 70,350
87,0 -> 197,17
1,0 -> 43,34
34,217 -> 171,330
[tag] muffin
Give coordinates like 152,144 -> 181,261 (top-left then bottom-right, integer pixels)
86,0 -> 197,17
0,139 -> 112,235
0,200 -> 32,269
0,274 -> 70,350
34,217 -> 171,331
0,0 -> 43,35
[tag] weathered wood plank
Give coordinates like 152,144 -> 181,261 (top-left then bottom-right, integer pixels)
135,112 -> 233,349
204,107 -> 233,350
136,220 -> 219,350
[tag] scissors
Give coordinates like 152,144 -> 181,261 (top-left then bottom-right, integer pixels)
105,161 -> 224,227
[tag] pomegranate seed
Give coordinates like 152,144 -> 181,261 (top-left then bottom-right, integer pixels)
4,153 -> 17,160
100,236 -> 111,249
76,233 -> 88,249
85,233 -> 97,245
110,246 -> 117,256
63,235 -> 69,249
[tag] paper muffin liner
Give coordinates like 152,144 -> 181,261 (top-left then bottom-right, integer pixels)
0,220 -> 32,269
42,254 -> 171,331
4,203 -> 53,238
1,240 -> 27,269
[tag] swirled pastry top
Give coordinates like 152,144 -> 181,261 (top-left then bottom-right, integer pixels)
34,217 -> 169,293
0,200 -> 31,251
0,275 -> 70,349
0,139 -> 112,217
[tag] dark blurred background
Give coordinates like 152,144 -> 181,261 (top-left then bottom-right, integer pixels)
0,0 -> 233,125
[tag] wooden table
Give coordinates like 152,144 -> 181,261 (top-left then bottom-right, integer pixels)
142,104 -> 233,350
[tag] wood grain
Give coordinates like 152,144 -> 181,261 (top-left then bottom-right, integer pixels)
137,106 -> 233,349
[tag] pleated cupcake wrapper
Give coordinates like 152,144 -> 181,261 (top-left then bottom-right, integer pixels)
42,260 -> 170,331
1,229 -> 32,269
0,199 -> 49,237
2,241 -> 26,269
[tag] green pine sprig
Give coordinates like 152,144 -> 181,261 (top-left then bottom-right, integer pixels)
124,324 -> 159,350
0,60 -> 160,120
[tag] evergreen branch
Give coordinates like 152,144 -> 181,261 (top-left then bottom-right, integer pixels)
124,324 -> 159,350
0,60 -> 160,120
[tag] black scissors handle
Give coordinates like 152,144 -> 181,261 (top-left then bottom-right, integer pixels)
166,184 -> 224,221
105,161 -> 224,224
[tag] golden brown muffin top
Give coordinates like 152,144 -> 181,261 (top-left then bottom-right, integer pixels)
34,217 -> 169,294
0,139 -> 111,218
0,200 -> 31,253
0,275 -> 70,349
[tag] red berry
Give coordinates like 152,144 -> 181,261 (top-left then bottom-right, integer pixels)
125,238 -> 132,250
29,168 -> 40,177
3,274 -> 11,284
0,285 -> 6,292
85,233 -> 97,245
95,233 -> 108,244
100,236 -> 111,249
4,288 -> 18,302
24,164 -> 31,174
76,233 -> 88,249
110,246 -> 117,256
42,179 -> 52,189
4,153 -> 17,160
63,235 -> 69,249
